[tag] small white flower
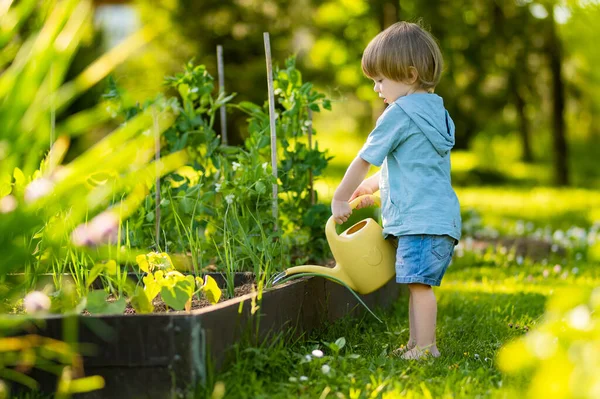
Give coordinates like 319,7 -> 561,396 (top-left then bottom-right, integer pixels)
516,256 -> 524,265
215,183 -> 221,192
262,162 -> 268,172
474,353 -> 480,360
484,357 -> 490,362
575,253 -> 582,261
572,267 -> 579,274
568,305 -> 591,330
190,87 -> 199,93
311,349 -> 324,358
299,376 -> 308,382
321,364 -> 331,374
225,194 -> 235,204
542,269 -> 549,278
304,354 -> 311,362
24,178 -> 54,203
553,264 -> 562,273
232,162 -> 241,171
0,195 -> 17,213
24,291 -> 51,314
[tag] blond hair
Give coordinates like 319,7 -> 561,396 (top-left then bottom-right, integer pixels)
361,21 -> 443,91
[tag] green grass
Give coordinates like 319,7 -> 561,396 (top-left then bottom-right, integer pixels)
208,251 -> 599,398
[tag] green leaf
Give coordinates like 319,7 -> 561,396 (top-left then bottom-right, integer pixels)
255,181 -> 266,194
335,337 -> 346,351
13,168 -> 26,187
131,286 -> 154,314
309,103 -> 320,112
143,272 -> 161,302
0,173 -> 12,196
160,272 -> 194,310
86,290 -> 126,315
237,101 -> 263,114
202,275 -> 222,305
136,254 -> 150,273
86,260 -> 117,288
322,99 -> 332,110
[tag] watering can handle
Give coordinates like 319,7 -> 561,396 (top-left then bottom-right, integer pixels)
326,194 -> 380,237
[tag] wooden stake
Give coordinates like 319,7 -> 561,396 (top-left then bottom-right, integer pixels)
154,108 -> 161,248
216,45 -> 228,145
307,108 -> 314,205
263,32 -> 278,227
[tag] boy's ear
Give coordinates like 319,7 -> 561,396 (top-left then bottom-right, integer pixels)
406,67 -> 419,85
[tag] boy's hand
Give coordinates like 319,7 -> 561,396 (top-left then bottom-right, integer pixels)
349,185 -> 375,209
331,199 -> 352,224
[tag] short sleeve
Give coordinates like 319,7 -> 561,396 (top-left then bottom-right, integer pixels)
358,104 -> 409,167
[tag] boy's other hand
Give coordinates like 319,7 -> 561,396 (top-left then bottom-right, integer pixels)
331,199 -> 352,224
349,185 -> 375,209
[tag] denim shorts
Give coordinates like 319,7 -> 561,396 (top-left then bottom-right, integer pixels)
389,234 -> 456,286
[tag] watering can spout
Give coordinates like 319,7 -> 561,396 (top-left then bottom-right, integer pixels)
282,264 -> 357,291
274,195 -> 397,295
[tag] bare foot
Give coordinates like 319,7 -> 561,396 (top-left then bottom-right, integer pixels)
401,345 -> 441,360
390,340 -> 416,357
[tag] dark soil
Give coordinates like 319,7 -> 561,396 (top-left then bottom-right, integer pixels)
135,282 -> 256,314
80,282 -> 257,316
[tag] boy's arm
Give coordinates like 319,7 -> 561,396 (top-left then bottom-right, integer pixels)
334,156 -> 372,201
331,156 -> 371,224
352,171 -> 380,198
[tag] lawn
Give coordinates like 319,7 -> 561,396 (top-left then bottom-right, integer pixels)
209,240 -> 598,398
204,129 -> 600,397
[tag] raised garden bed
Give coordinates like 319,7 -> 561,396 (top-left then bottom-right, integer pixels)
11,274 -> 403,398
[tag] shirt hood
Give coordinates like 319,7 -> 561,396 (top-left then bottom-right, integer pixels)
395,93 -> 455,156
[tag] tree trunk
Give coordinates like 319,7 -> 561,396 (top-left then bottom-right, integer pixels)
375,0 -> 399,30
547,11 -> 569,185
513,68 -> 533,162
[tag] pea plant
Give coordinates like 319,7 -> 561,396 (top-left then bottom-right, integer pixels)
236,57 -> 333,263
103,56 -> 334,285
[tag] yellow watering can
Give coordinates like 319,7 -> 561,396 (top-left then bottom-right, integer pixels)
273,195 -> 396,295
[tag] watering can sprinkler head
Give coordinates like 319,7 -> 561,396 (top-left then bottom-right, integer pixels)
276,195 -> 396,295
269,271 -> 288,286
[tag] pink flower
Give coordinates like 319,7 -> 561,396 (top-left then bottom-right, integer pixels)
542,269 -> 549,278
0,195 -> 17,213
24,291 -> 51,314
72,211 -> 119,247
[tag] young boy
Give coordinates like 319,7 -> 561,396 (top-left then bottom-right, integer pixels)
331,21 -> 461,360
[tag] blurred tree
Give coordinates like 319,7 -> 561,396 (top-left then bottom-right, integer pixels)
544,1 -> 569,185
133,0 -> 315,145
108,0 -> 600,186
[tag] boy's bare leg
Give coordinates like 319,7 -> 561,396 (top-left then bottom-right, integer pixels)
402,283 -> 440,359
408,292 -> 416,349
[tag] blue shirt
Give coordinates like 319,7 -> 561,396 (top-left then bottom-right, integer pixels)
358,93 -> 461,241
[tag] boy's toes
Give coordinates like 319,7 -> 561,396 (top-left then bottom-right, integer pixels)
400,347 -> 440,360
389,345 -> 408,357
401,348 -> 423,360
